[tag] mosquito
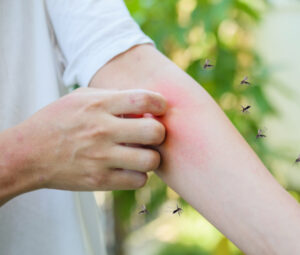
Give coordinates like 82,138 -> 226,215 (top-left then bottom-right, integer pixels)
138,204 -> 149,215
256,128 -> 267,139
203,59 -> 214,70
172,204 -> 183,216
240,76 -> 251,86
241,105 -> 251,113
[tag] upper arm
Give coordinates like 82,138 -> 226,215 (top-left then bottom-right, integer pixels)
45,0 -> 153,87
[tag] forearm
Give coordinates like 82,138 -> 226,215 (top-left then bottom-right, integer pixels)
90,44 -> 300,254
0,124 -> 39,206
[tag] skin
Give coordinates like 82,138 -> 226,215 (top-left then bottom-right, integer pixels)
0,88 -> 167,206
89,44 -> 300,254
1,42 -> 300,253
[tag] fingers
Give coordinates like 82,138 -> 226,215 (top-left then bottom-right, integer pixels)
108,145 -> 161,172
104,169 -> 147,190
112,117 -> 166,145
105,89 -> 167,116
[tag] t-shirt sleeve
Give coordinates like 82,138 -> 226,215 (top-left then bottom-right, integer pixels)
45,0 -> 154,87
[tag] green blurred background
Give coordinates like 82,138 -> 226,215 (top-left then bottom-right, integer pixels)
93,0 -> 300,254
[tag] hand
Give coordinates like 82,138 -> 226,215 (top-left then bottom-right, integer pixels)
19,88 -> 167,191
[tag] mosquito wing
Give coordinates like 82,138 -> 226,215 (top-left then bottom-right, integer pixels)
240,76 -> 250,85
176,204 -> 183,216
203,59 -> 214,69
138,204 -> 148,214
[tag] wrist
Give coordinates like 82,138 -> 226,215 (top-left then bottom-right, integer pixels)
0,124 -> 41,205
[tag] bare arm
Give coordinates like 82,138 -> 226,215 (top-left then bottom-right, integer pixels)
0,88 -> 167,206
90,44 -> 300,254
0,126 -> 36,206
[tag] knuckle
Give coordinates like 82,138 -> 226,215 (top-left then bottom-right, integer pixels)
144,150 -> 160,170
58,92 -> 82,108
82,98 -> 104,112
75,87 -> 88,93
134,90 -> 166,113
88,126 -> 110,139
87,151 -> 111,163
136,92 -> 152,110
89,172 -> 110,188
71,87 -> 86,95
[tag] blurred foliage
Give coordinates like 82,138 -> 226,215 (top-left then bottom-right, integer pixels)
158,243 -> 210,255
111,0 -> 273,254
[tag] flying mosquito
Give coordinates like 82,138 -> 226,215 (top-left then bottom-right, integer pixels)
240,76 -> 251,86
138,204 -> 149,215
256,128 -> 267,139
172,204 -> 183,216
295,155 -> 300,164
241,105 -> 251,113
203,59 -> 214,70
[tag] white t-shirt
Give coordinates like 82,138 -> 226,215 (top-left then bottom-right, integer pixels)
0,0 -> 153,254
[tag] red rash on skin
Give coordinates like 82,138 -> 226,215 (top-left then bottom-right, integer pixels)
150,82 -> 209,173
